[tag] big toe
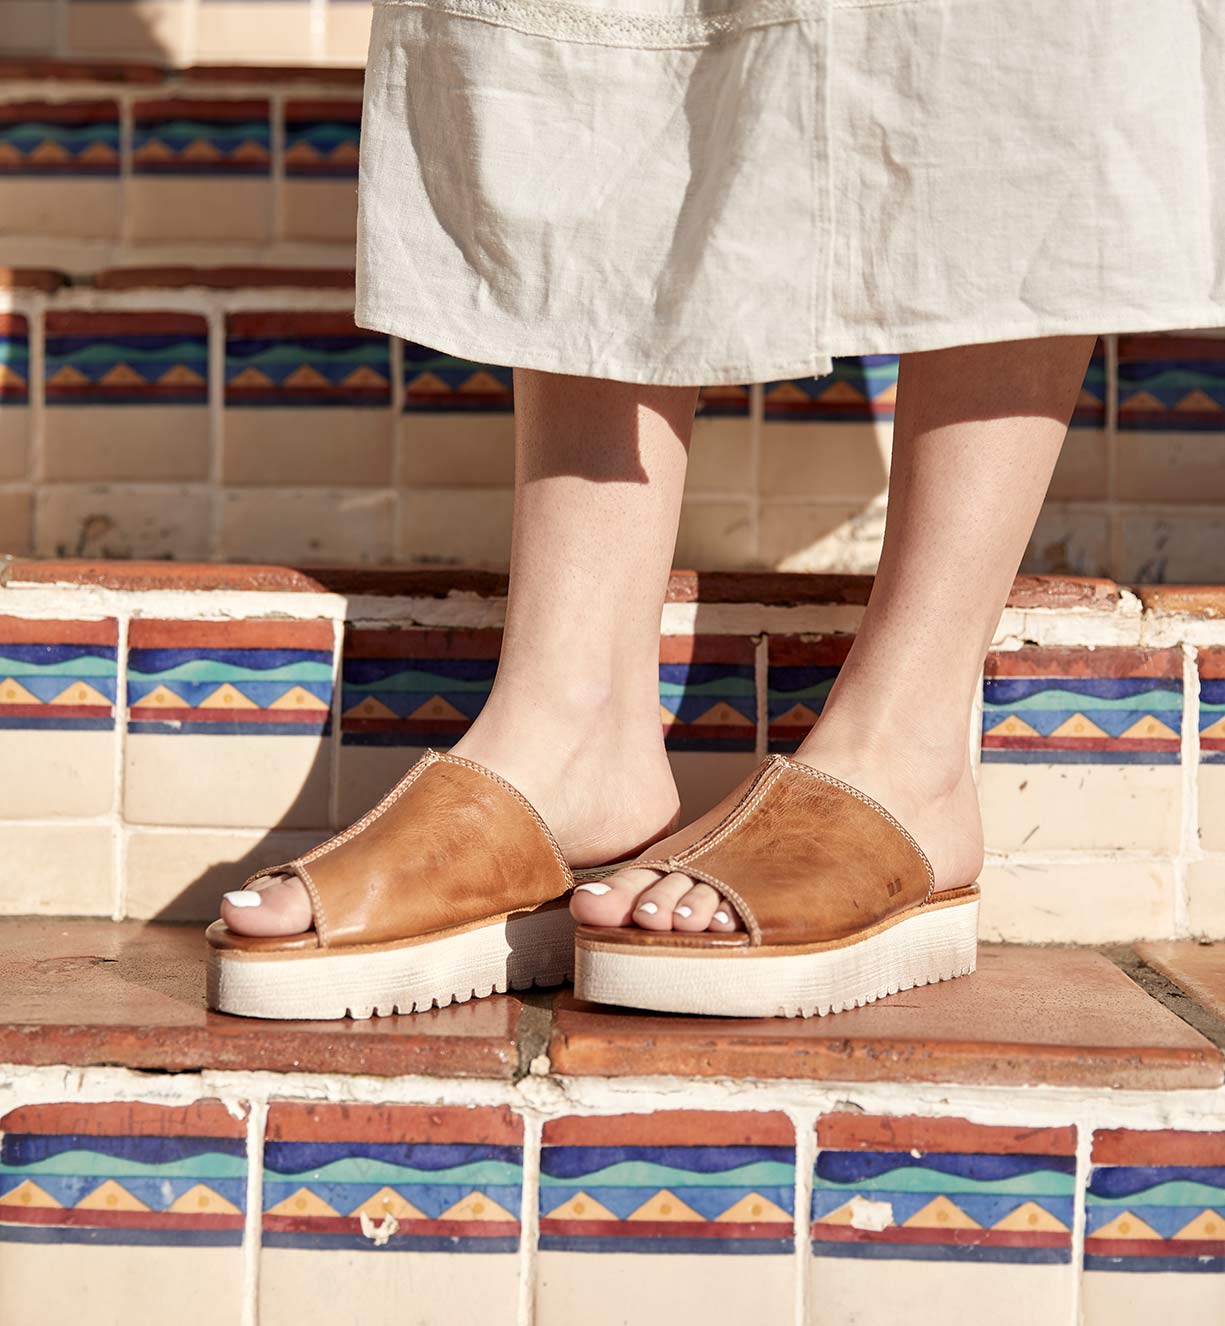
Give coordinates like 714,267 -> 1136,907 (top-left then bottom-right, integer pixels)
570,866 -> 664,926
219,875 -> 313,937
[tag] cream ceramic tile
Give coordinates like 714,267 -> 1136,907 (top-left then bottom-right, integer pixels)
281,178 -> 359,244
224,409 -> 392,487
124,828 -> 326,921
979,762 -> 1181,853
128,177 -> 272,242
0,730 -> 115,819
0,823 -> 114,915
196,0 -> 314,61
1047,426 -> 1109,500
123,618 -> 335,830
759,419 -> 891,500
1082,1272 -> 1225,1326
0,179 -> 120,240
398,488 -> 513,563
675,498 -> 755,568
977,860 -> 1177,944
221,488 -> 394,563
36,486 -> 211,559
668,749 -> 759,824
1199,764 -> 1225,852
0,1 -> 56,52
336,743 -> 428,826
1120,511 -> 1225,582
1116,431 -> 1225,503
64,0 -> 190,59
686,415 -> 753,493
325,0 -> 375,62
398,414 -> 516,488
45,406 -> 210,482
759,499 -> 885,572
1022,504 -> 1110,577
0,491 -> 32,554
1185,859 -> 1225,937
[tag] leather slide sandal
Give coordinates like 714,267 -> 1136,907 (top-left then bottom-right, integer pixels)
206,750 -> 580,1020
573,754 -> 979,1019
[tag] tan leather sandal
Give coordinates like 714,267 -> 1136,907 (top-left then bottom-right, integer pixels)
573,754 -> 980,1019
206,749 -> 583,1020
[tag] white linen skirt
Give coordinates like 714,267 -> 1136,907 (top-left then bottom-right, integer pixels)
355,0 -> 1225,385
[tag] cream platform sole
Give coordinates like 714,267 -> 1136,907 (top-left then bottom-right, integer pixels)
208,902 -> 577,1020
574,893 -> 979,1019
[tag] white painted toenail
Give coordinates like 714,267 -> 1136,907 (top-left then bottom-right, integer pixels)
675,905 -> 693,918
713,910 -> 730,924
636,901 -> 659,915
224,891 -> 262,908
574,882 -> 611,895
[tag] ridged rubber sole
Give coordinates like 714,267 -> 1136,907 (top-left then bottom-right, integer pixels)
207,903 -> 576,1020
574,895 -> 979,1018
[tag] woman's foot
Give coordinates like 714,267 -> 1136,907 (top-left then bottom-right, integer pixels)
572,731 -> 985,933
218,706 -> 681,938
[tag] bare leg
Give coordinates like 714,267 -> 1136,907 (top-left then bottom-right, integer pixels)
582,335 -> 1097,932
221,371 -> 697,936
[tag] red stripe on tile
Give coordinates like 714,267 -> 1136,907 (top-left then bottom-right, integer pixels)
1085,1237 -> 1225,1258
1196,648 -> 1225,681
817,1114 -> 1076,1156
264,1102 -> 523,1145
811,1224 -> 1069,1248
0,100 -> 119,125
0,616 -> 117,646
0,314 -> 28,336
0,704 -> 111,719
227,312 -> 374,338
542,1111 -> 794,1148
127,619 -> 335,651
45,312 -> 207,337
127,706 -> 323,725
1091,1128 -> 1225,1167
284,99 -> 363,122
540,1219 -> 790,1239
263,1215 -> 519,1237
768,635 -> 854,668
1118,334 -> 1225,363
0,1100 -> 245,1137
0,1208 -> 245,1231
658,634 -> 756,666
343,627 -> 502,660
984,647 -> 1183,679
133,98 -> 269,122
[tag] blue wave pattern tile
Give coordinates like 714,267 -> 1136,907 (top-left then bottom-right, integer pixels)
1118,334 -> 1225,432
1073,339 -> 1108,429
767,635 -> 851,752
0,99 -> 120,176
45,311 -> 209,407
1085,1129 -> 1225,1273
341,627 -> 499,746
539,1113 -> 796,1255
812,1115 -> 1076,1265
284,98 -> 361,178
403,344 -> 514,412
0,618 -> 117,731
762,356 -> 898,422
126,619 -> 335,736
982,646 -> 1182,765
0,1101 -> 246,1247
696,383 -> 751,417
0,314 -> 29,404
1198,649 -> 1225,764
262,1104 -> 522,1253
132,98 -> 270,176
660,635 -> 756,752
226,313 -> 390,408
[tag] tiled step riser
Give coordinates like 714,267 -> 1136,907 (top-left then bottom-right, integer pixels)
1,1092 -> 1221,1326
0,574 -> 1223,942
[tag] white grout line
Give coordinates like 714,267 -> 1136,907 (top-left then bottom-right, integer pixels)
326,616 -> 345,829
789,1106 -> 818,1326
310,0 -> 330,63
514,1111 -> 543,1326
754,632 -> 769,759
25,294 -> 46,555
1177,641 -> 1201,935
207,301 -> 226,560
1104,334 -> 1122,579
1069,1122 -> 1092,1326
748,382 -> 764,563
240,1099 -> 268,1326
110,614 -> 130,919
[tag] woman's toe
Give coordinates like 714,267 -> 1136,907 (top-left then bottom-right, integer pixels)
630,872 -> 695,931
671,881 -> 723,931
570,866 -> 661,926
219,874 -> 313,937
708,897 -> 742,932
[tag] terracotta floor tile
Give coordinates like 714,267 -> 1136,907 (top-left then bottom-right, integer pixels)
0,919 -> 523,1077
1134,940 -> 1225,1023
548,946 -> 1223,1088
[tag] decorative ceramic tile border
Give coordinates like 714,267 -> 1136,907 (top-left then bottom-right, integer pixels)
262,1103 -> 522,1253
0,314 -> 28,404
659,634 -> 756,752
811,1115 -> 1076,1265
225,313 -> 390,408
45,311 -> 209,406
0,99 -> 120,176
1073,339 -> 1108,429
1199,649 -> 1225,765
0,616 -> 117,730
695,383 -> 751,417
539,1112 -> 795,1254
284,99 -> 361,179
403,344 -> 514,412
1085,1129 -> 1225,1272
341,627 -> 499,747
982,647 -> 1183,765
126,619 -> 334,735
1118,335 -> 1225,432
132,98 -> 271,176
767,635 -> 852,752
0,1101 -> 246,1246
762,356 -> 898,422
